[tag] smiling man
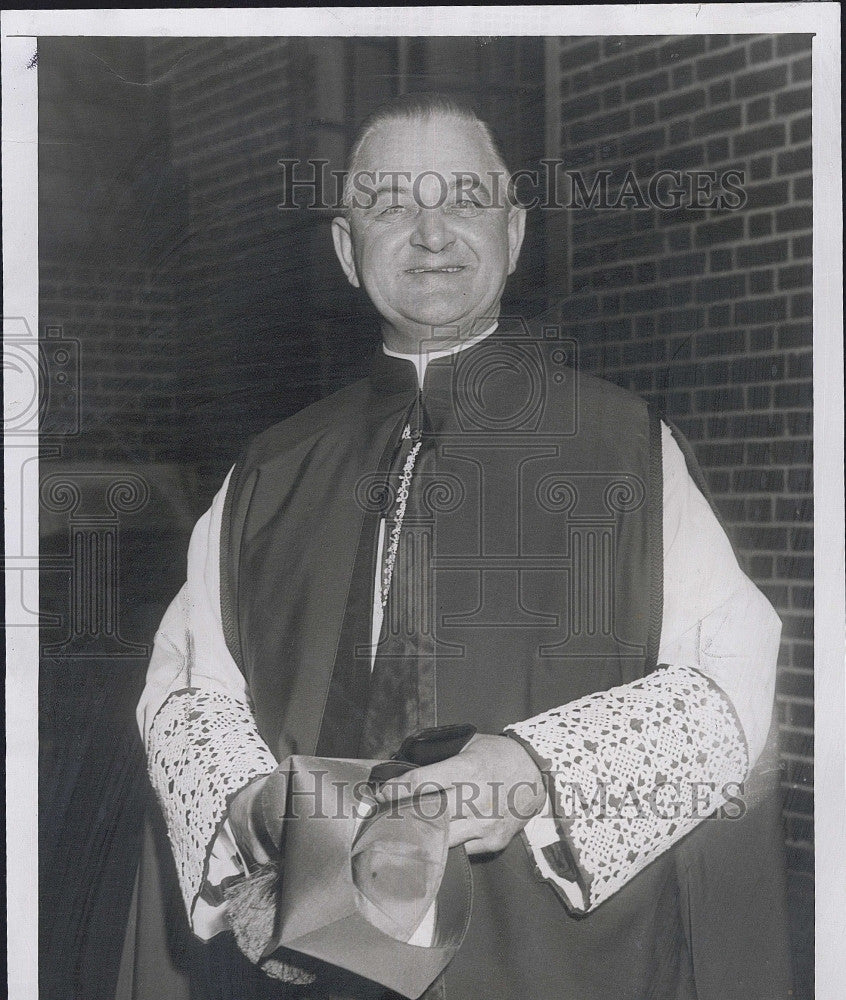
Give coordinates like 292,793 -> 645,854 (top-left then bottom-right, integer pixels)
137,93 -> 790,1000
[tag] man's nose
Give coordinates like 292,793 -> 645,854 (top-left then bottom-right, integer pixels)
410,208 -> 456,253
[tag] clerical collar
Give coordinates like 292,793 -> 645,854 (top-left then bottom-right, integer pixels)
382,322 -> 499,388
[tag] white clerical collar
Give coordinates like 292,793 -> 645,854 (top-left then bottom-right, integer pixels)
382,322 -> 499,388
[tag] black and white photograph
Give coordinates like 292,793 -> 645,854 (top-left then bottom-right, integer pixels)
3,7 -> 843,1000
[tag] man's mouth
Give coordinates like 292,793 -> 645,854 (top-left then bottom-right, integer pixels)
404,265 -> 467,274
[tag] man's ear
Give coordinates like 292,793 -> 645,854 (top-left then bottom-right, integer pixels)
331,216 -> 360,288
506,205 -> 527,276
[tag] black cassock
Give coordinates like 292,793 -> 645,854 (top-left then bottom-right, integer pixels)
124,324 -> 793,1000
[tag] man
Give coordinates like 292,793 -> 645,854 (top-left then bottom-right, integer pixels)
138,93 -> 790,999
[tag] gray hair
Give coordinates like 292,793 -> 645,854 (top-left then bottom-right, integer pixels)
340,92 -> 513,212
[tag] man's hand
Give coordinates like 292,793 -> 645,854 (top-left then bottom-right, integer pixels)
374,734 -> 547,855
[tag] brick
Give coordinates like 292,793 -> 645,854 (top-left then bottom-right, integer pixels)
749,270 -> 774,294
745,179 -> 790,210
775,87 -> 812,116
667,229 -> 692,251
692,105 -> 742,136
776,206 -> 813,233
636,47 -> 660,72
707,36 -> 732,52
777,496 -> 814,521
631,102 -> 658,128
777,146 -> 812,175
635,261 -> 657,283
735,64 -> 789,99
786,411 -> 813,435
570,109 -> 633,145
668,335 -> 693,360
734,525 -> 788,548
748,213 -> 773,238
695,386 -> 745,410
706,137 -> 730,164
790,115 -> 812,145
603,85 -> 623,109
746,385 -> 772,407
660,36 -> 708,64
672,64 -> 695,88
697,441 -> 745,465
560,39 -> 602,71
695,215 -> 744,246
746,441 -> 774,464
749,327 -> 777,352
772,439 -> 812,463
782,613 -> 812,640
657,143 -> 707,171
621,340 -> 666,365
790,293 -> 813,319
746,94 -> 773,123
619,126 -> 666,157
709,304 -> 732,327
790,642 -> 814,672
778,664 -> 812,693
669,121 -> 691,145
719,497 -> 746,521
792,234 -> 812,259
776,34 -> 813,58
695,329 -> 748,356
749,37 -> 774,63
778,264 -> 813,290
793,176 -> 812,201
696,47 -> 747,80
622,287 -> 668,312
733,122 -> 786,156
787,468 -> 814,493
722,355 -> 785,382
777,555 -> 812,579
776,321 -> 812,350
733,468 -> 785,492
709,249 -> 733,272
790,586 -> 814,610
736,240 -> 789,268
634,315 -> 656,337
792,55 -> 811,83
592,51 -> 646,87
695,275 -> 746,304
734,297 -> 788,324
624,71 -> 671,102
560,92 -> 598,121
774,382 -> 812,408
658,88 -> 706,117
731,413 -> 785,437
749,155 -> 773,181
787,354 -> 813,380
749,555 -> 773,578
660,252 -> 706,280
657,308 -> 705,336
708,79 -> 732,103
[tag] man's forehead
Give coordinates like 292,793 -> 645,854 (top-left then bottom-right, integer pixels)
354,112 -> 501,179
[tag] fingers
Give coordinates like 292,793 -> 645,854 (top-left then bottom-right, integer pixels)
374,758 -> 460,804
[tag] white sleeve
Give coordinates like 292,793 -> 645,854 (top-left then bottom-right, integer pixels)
509,422 -> 780,913
137,467 -> 278,939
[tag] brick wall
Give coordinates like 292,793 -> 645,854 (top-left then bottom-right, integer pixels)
547,34 -> 813,872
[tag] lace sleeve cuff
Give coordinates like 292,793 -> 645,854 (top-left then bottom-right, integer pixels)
505,664 -> 749,914
146,688 -> 278,922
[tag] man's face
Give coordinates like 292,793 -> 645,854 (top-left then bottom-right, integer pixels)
332,113 -> 526,350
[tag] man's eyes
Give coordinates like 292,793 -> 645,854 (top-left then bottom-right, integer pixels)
378,204 -> 410,217
376,198 -> 484,219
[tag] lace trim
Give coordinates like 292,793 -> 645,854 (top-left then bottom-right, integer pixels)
147,688 -> 278,920
506,665 -> 749,912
